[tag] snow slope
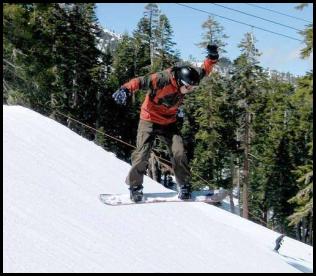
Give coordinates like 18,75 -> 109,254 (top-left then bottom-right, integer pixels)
3,105 -> 313,273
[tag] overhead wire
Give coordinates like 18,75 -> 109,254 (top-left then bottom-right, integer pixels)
245,3 -> 312,24
210,3 -> 304,32
175,3 -> 304,42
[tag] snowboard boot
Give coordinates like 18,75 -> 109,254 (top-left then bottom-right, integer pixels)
178,184 -> 192,200
129,185 -> 144,202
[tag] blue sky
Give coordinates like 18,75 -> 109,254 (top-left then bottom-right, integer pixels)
95,3 -> 313,76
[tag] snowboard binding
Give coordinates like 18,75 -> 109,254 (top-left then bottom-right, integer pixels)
129,185 -> 144,202
178,184 -> 192,200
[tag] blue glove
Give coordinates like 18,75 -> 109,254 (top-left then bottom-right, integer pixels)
177,106 -> 185,118
112,87 -> 130,105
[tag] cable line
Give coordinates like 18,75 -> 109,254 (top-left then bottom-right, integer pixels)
210,3 -> 303,32
245,3 -> 312,24
54,110 -> 213,186
175,3 -> 303,42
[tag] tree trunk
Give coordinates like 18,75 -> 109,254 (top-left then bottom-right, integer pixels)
309,214 -> 313,245
242,112 -> 250,219
296,221 -> 302,241
230,153 -> 235,213
235,130 -> 241,216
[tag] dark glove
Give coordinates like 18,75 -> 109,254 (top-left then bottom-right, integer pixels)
112,87 -> 131,105
206,44 -> 219,60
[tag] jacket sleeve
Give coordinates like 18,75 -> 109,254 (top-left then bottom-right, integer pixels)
196,58 -> 218,80
121,72 -> 163,93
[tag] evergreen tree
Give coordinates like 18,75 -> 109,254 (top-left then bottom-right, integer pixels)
299,24 -> 313,59
288,142 -> 313,243
3,3 -> 104,140
3,4 -> 58,113
112,34 -> 137,83
133,17 -> 151,76
132,3 -> 179,74
286,72 -> 313,243
231,32 -> 265,219
286,5 -> 313,243
197,16 -> 228,54
180,66 -> 240,214
143,3 -> 160,71
250,79 -> 294,227
156,14 -> 179,70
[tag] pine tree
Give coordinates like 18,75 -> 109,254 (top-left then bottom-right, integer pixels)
250,78 -> 294,227
286,72 -> 313,243
299,24 -> 313,59
196,16 -> 228,54
46,4 -> 104,139
132,3 -> 179,74
155,14 -> 179,70
288,143 -> 313,243
286,5 -> 313,242
112,34 -> 137,84
133,17 -> 151,76
143,3 -> 160,71
189,73 -> 225,189
231,32 -> 264,219
4,3 -> 107,142
3,4 -> 58,113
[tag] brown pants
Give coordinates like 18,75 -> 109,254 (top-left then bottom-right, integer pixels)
126,120 -> 191,188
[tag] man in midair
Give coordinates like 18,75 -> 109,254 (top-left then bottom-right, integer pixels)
113,45 -> 219,202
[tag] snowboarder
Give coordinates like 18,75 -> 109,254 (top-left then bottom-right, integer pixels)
112,45 -> 219,202
274,234 -> 285,253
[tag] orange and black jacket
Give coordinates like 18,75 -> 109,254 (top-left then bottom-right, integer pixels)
122,58 -> 217,125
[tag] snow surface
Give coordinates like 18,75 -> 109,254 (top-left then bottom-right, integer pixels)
3,105 -> 313,273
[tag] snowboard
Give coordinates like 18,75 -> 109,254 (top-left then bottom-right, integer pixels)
99,189 -> 228,206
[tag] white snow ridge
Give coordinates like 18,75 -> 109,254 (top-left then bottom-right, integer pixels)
3,105 -> 313,273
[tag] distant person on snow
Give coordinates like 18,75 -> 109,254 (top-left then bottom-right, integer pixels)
112,45 -> 219,202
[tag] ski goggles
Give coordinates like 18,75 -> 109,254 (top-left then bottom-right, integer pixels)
181,80 -> 198,89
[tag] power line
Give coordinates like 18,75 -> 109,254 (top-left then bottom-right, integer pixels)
245,3 -> 312,24
210,3 -> 303,32
175,3 -> 303,42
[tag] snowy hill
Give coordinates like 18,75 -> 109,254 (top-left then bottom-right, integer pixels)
3,105 -> 313,273
97,26 -> 122,54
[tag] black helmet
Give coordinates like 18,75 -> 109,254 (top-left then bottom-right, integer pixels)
174,66 -> 200,87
